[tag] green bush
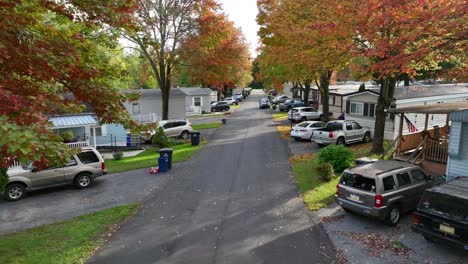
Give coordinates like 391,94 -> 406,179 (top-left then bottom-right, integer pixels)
151,127 -> 170,148
112,150 -> 124,160
317,162 -> 335,182
168,138 -> 186,146
317,145 -> 354,173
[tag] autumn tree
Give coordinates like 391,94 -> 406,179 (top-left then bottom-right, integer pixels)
181,0 -> 252,99
123,0 -> 198,120
341,0 -> 467,154
0,0 -> 139,189
257,0 -> 353,120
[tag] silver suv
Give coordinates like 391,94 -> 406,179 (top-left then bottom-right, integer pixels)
335,160 -> 437,226
3,147 -> 107,201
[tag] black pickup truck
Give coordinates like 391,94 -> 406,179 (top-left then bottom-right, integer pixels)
411,177 -> 468,250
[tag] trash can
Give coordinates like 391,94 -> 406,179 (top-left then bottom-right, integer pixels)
221,119 -> 227,125
159,148 -> 174,170
158,155 -> 169,173
126,134 -> 131,147
190,131 -> 200,146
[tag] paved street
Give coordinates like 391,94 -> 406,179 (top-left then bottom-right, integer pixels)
88,91 -> 336,264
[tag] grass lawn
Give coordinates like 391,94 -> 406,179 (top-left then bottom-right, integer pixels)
277,125 -> 291,140
106,142 -> 206,173
272,111 -> 288,121
192,122 -> 222,131
230,104 -> 241,110
0,203 -> 140,264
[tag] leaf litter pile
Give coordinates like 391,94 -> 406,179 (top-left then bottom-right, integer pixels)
339,231 -> 412,257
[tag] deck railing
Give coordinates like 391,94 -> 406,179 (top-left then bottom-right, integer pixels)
67,140 -> 89,148
132,113 -> 159,124
425,139 -> 449,164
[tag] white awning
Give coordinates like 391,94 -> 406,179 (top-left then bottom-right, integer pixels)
49,115 -> 97,129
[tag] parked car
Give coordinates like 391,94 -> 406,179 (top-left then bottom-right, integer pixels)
211,101 -> 230,112
311,120 -> 371,146
232,94 -> 243,102
290,121 -> 327,141
268,89 -> 278,96
3,147 -> 107,201
142,119 -> 193,142
272,95 -> 289,104
411,177 -> 468,249
288,107 -> 323,122
259,98 -> 270,109
336,160 -> 438,226
279,99 -> 304,112
224,97 -> 239,105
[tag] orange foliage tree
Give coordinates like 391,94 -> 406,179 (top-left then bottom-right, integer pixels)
181,0 -> 252,99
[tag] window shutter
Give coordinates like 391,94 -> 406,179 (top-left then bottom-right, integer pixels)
346,101 -> 350,114
363,103 -> 369,117
369,104 -> 375,117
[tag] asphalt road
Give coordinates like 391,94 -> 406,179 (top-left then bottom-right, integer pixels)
88,91 -> 336,264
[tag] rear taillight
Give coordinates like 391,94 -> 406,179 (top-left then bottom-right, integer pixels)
328,132 -> 333,139
300,129 -> 307,132
374,194 -> 383,208
336,184 -> 340,195
101,162 -> 106,171
412,213 -> 421,225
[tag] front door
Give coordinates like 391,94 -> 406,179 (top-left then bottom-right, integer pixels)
193,97 -> 202,114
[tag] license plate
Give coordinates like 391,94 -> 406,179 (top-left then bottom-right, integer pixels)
440,224 -> 455,235
349,194 -> 360,202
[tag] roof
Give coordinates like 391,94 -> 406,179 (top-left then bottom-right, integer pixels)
312,85 -> 376,95
347,160 -> 417,177
122,88 -> 186,98
49,115 -> 97,129
363,84 -> 468,100
179,87 -> 213,96
388,101 -> 468,114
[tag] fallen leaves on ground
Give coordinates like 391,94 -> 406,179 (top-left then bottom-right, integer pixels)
288,153 -> 317,165
320,215 -> 345,223
339,231 -> 412,258
277,125 -> 291,140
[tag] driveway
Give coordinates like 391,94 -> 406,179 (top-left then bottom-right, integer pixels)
0,168 -> 172,236
88,90 -> 337,264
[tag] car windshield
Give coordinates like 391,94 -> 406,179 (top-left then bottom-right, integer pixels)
261,98 -> 268,103
292,109 -> 299,113
340,172 -> 376,192
297,122 -> 309,128
284,99 -> 293,104
326,122 -> 343,130
419,191 -> 468,222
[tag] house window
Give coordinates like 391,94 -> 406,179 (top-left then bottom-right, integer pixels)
194,97 -> 201,107
91,126 -> 107,137
132,103 -> 140,114
329,96 -> 336,106
350,102 -> 364,115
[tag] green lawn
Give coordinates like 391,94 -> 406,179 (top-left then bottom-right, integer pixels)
106,142 -> 205,173
230,104 -> 240,110
272,112 -> 288,120
0,204 -> 140,264
292,159 -> 340,211
192,122 -> 222,131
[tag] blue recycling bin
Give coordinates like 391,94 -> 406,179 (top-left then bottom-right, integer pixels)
158,155 -> 169,173
190,131 -> 200,146
159,148 -> 173,170
126,134 -> 131,147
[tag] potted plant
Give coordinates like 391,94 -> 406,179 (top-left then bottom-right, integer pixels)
61,131 -> 74,143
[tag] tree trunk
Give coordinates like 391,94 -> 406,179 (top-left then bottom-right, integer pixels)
371,77 -> 397,154
303,81 -> 311,106
159,60 -> 170,121
318,70 -> 333,122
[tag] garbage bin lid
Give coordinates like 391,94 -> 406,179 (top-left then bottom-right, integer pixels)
159,148 -> 174,152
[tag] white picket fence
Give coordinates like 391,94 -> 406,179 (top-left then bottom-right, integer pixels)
132,113 -> 159,124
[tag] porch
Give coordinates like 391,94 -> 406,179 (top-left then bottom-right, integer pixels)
388,101 -> 468,175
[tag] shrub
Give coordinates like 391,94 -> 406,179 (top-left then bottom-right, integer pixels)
151,127 -> 170,148
112,150 -> 124,160
317,145 -> 354,173
168,138 -> 186,146
317,162 -> 335,182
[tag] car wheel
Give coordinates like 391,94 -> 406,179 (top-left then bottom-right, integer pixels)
363,132 -> 371,143
74,173 -> 93,189
384,205 -> 401,226
301,116 -> 307,122
336,137 -> 345,145
319,114 -> 323,120
180,130 -> 189,140
3,183 -> 26,201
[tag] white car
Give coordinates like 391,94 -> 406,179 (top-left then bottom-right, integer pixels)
142,119 -> 193,142
288,107 -> 323,122
290,121 -> 327,141
224,97 -> 238,105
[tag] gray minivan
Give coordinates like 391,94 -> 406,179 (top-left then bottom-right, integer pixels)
3,147 -> 107,201
335,160 -> 437,226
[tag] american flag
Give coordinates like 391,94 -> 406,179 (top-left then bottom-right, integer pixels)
404,116 -> 418,133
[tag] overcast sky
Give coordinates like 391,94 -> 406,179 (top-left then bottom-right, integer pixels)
219,0 -> 260,58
